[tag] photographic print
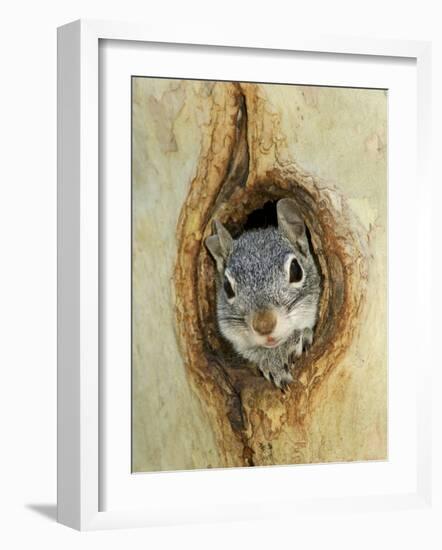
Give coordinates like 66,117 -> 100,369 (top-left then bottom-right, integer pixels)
131,78 -> 387,472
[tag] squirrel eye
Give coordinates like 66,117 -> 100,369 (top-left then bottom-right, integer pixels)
289,258 -> 303,283
223,277 -> 235,299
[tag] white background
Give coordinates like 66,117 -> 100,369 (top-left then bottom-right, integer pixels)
0,1 -> 441,548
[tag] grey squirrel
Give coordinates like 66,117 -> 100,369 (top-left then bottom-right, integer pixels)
205,198 -> 321,389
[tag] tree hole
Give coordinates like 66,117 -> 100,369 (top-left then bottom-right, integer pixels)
198,185 -> 334,387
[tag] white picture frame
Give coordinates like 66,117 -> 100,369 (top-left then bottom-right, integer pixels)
57,19 -> 433,531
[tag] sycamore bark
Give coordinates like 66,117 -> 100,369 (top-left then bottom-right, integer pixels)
132,78 -> 387,471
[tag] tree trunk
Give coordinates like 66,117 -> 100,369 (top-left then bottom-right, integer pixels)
132,78 -> 387,472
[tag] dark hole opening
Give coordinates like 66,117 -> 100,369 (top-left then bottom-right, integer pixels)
242,201 -> 278,231
237,198 -> 316,257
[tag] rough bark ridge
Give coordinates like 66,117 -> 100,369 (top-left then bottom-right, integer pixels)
174,82 -> 371,467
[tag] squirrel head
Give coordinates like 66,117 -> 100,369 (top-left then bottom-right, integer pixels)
205,199 -> 321,357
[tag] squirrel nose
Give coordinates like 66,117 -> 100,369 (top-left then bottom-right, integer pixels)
252,309 -> 277,336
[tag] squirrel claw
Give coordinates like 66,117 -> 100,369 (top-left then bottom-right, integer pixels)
273,370 -> 294,390
261,369 -> 271,382
259,366 -> 293,390
302,328 -> 314,353
257,348 -> 296,389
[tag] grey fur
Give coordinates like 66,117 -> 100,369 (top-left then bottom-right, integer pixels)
205,199 -> 321,389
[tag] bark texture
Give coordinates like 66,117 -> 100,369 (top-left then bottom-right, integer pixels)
132,78 -> 387,472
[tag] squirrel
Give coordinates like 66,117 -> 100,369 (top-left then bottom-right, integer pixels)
205,198 -> 321,389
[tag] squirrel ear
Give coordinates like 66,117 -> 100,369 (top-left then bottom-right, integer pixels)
205,220 -> 233,272
277,198 -> 308,254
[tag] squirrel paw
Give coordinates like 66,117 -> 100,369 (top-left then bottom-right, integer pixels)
259,361 -> 293,390
274,370 -> 294,391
